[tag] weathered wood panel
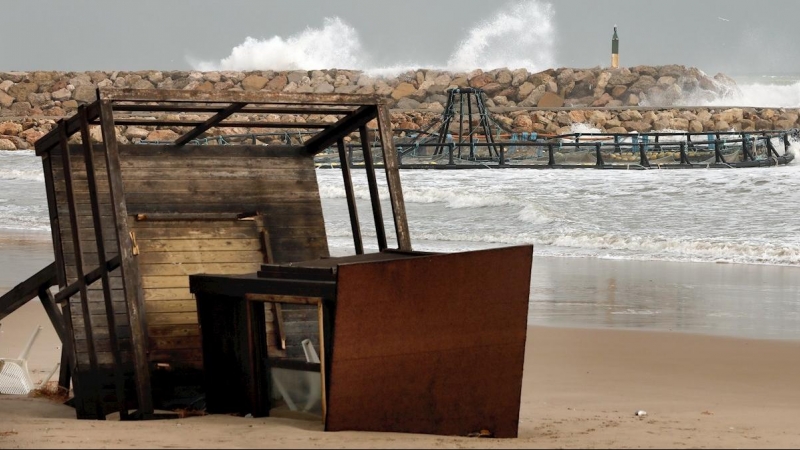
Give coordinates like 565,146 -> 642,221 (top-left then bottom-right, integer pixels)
133,217 -> 266,367
48,141 -> 331,396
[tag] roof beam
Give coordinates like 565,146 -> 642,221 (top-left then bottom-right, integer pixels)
99,88 -> 383,106
303,105 -> 378,155
35,101 -> 100,155
111,104 -> 357,115
174,102 -> 245,147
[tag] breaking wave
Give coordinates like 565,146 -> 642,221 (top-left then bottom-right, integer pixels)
191,0 -> 557,75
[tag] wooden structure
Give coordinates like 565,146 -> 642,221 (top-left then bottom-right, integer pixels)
3,87 -> 534,437
21,88 -> 409,420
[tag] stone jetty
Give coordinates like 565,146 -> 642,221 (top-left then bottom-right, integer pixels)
0,66 -> 798,150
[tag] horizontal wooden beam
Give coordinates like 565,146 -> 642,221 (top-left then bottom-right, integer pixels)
89,119 -> 332,130
53,255 -> 121,304
175,102 -> 246,147
303,105 -> 378,155
112,105 -> 357,115
35,102 -> 100,156
0,262 -> 58,321
99,88 -> 383,106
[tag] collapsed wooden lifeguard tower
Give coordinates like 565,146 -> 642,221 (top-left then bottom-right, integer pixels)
0,88 -> 532,437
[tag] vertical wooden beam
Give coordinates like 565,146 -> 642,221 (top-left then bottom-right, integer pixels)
40,149 -> 76,393
376,105 -> 411,251
359,126 -> 387,251
98,100 -> 154,417
336,138 -> 363,254
37,288 -> 66,343
79,106 -> 129,420
58,121 -> 104,419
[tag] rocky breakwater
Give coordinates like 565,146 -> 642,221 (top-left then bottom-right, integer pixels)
0,67 -> 799,151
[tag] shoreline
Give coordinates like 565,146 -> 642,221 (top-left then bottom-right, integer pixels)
3,232 -> 800,343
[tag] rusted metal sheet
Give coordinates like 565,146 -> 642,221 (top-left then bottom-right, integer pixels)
326,245 -> 533,438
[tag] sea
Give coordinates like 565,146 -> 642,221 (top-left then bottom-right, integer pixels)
3,97 -> 800,341
4,0 -> 800,341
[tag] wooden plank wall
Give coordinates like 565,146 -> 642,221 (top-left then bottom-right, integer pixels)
121,144 -> 329,369
51,147 -> 131,372
50,144 -> 330,376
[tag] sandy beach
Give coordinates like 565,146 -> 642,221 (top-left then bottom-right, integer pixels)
2,323 -> 800,449
3,235 -> 800,448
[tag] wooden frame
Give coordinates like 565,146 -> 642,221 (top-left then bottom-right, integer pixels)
26,88 -> 410,420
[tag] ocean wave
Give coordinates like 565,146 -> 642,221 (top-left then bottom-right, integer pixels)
703,81 -> 800,108
191,0 -> 556,75
0,168 -> 44,182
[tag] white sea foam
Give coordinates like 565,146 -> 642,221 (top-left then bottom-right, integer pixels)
445,1 -> 555,73
192,0 -> 557,75
315,165 -> 800,267
192,17 -> 365,71
0,168 -> 43,182
703,81 -> 800,108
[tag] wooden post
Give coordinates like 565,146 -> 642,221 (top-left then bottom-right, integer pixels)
359,126 -> 387,251
40,149 -> 76,393
376,105 -> 411,251
79,106 -> 129,419
336,139 -> 363,254
58,121 -> 105,419
98,100 -> 154,417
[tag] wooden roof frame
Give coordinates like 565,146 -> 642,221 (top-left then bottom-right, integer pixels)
33,88 -> 412,420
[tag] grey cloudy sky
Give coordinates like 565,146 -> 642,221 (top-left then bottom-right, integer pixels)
2,0 -> 798,76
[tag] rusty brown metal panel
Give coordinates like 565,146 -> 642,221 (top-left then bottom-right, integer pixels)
326,245 -> 533,438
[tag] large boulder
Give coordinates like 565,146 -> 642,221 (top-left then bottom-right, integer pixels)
658,65 -> 687,78
511,114 -> 533,131
51,88 -> 72,102
241,74 -> 268,91
537,92 -> 564,107
391,82 -> 416,100
469,73 -> 494,89
0,138 -> 16,150
0,91 -> 14,108
593,71 -> 612,98
395,97 -> 421,110
607,69 -> 638,86
628,75 -> 656,94
146,129 -> 180,141
73,85 -> 97,104
8,82 -> 39,100
124,126 -> 150,141
267,74 -> 288,91
0,121 -> 23,135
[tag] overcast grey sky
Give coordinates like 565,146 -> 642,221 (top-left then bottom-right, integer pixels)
3,0 -> 798,76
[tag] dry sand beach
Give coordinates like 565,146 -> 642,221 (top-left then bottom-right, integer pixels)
2,323 -> 800,449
